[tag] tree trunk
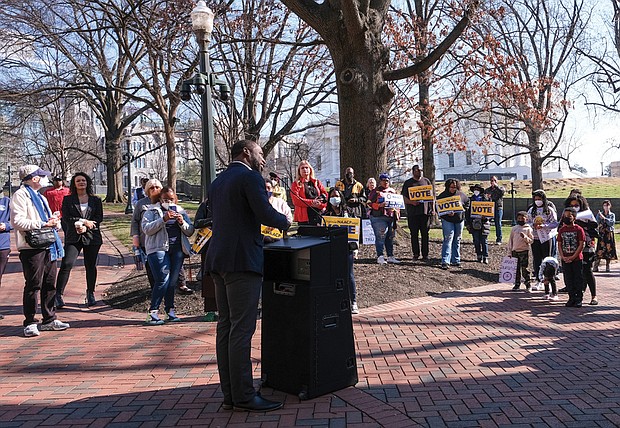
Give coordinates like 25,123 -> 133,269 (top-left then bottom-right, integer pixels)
105,136 -> 124,203
165,124 -> 177,190
419,72 -> 436,187
528,131 -> 544,191
335,39 -> 393,183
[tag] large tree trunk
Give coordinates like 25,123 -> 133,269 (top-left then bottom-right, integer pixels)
104,135 -> 124,203
419,73 -> 436,187
334,29 -> 393,182
528,131 -> 544,191
164,124 -> 177,190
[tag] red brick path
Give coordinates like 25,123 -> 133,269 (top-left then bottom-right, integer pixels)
1,226 -> 619,427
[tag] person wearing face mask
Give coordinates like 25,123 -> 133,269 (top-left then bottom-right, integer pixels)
526,189 -> 558,285
55,172 -> 103,308
10,165 -> 69,337
335,167 -> 367,219
265,178 -> 292,223
484,176 -> 505,244
401,165 -> 433,261
506,211 -> 534,291
594,200 -> 616,273
465,184 -> 491,264
141,186 -> 195,325
436,178 -> 469,270
557,207 -> 586,307
564,195 -> 599,305
324,188 -> 359,314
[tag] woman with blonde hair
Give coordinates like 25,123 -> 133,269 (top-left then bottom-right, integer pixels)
290,160 -> 327,225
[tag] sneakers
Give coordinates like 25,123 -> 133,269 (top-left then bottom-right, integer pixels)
203,311 -> 218,322
166,309 -> 181,322
477,256 -> 483,262
441,263 -> 449,270
542,294 -> 550,300
40,319 -> 70,331
178,285 -> 194,295
482,257 -> 489,264
351,302 -> 359,314
145,310 -> 164,325
549,294 -> 559,301
55,294 -> 65,309
589,298 -> 598,305
387,256 -> 401,264
525,286 -> 532,293
377,255 -> 387,265
511,284 -> 520,291
24,323 -> 40,337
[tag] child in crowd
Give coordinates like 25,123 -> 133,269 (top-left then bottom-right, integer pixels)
557,207 -> 586,307
506,211 -> 534,291
539,256 -> 559,300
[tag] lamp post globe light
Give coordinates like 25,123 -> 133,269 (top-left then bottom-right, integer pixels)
181,1 -> 230,200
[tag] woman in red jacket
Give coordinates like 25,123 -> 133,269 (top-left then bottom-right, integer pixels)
290,160 -> 327,225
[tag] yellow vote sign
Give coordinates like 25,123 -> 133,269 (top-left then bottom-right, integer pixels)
470,201 -> 495,218
408,185 -> 434,202
192,227 -> 212,254
261,225 -> 283,239
323,216 -> 360,241
436,195 -> 464,216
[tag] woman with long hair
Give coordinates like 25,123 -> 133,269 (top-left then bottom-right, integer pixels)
594,199 -> 617,272
55,172 -> 103,307
526,189 -> 558,289
290,160 -> 327,225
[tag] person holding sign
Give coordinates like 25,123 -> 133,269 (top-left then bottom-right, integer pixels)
484,176 -> 505,244
401,165 -> 433,261
465,184 -> 491,264
324,188 -> 359,314
290,160 -> 327,225
368,173 -> 401,265
436,178 -> 469,270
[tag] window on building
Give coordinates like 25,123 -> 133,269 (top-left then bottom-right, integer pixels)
448,153 -> 455,168
466,151 -> 472,166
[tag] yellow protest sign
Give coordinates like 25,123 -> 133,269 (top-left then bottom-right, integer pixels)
436,195 -> 464,216
192,227 -> 212,254
323,216 -> 360,241
408,185 -> 434,202
261,225 -> 283,239
470,201 -> 495,218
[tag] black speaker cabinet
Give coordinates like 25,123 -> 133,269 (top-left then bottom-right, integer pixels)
261,227 -> 358,400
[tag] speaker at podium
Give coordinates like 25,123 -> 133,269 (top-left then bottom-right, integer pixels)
261,226 -> 358,400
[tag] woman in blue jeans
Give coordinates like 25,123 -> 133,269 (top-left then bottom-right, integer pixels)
368,173 -> 400,265
142,186 -> 194,325
436,179 -> 469,270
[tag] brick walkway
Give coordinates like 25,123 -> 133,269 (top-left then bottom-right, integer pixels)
1,227 -> 619,427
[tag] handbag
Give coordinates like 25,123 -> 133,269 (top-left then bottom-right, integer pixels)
25,227 -> 57,249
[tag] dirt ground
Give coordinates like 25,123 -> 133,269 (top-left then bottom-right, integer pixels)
103,229 -> 508,317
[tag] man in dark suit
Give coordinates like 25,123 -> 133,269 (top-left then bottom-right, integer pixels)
206,140 -> 291,412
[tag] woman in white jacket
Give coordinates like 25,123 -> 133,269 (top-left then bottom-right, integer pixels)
141,186 -> 194,325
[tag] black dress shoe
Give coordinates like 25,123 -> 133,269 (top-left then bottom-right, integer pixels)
221,402 -> 233,410
86,292 -> 96,307
233,395 -> 283,413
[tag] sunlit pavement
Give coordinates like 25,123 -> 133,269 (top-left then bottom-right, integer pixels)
1,227 -> 619,427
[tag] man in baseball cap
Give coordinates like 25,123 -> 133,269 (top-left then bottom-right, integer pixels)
18,165 -> 52,182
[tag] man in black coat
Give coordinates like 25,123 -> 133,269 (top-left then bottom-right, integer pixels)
206,140 -> 290,412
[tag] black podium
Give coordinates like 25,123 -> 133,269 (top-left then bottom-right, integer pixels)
261,226 -> 358,400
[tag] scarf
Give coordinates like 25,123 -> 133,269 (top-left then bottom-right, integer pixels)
25,185 -> 64,261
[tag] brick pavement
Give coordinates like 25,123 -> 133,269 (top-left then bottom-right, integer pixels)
1,227 -> 619,427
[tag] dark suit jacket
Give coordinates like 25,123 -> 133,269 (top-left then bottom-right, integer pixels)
205,162 -> 289,275
61,194 -> 104,245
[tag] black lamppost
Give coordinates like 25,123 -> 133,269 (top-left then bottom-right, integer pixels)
92,167 -> 97,193
124,141 -> 134,214
510,177 -> 516,226
180,0 -> 229,200
7,163 -> 11,197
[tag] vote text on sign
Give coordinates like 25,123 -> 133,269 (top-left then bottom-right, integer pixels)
436,195 -> 464,216
323,216 -> 360,241
408,185 -> 434,202
470,201 -> 495,218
